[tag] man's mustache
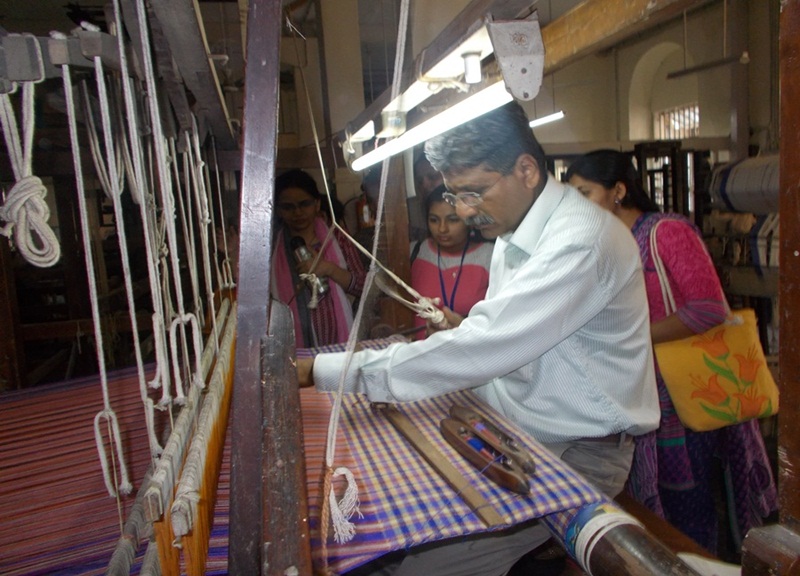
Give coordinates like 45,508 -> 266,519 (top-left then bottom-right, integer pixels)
465,213 -> 494,227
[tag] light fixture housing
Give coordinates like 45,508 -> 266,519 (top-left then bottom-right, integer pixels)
351,80 -> 513,172
342,1 -> 542,172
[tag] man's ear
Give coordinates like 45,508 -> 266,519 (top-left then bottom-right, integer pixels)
516,153 -> 542,192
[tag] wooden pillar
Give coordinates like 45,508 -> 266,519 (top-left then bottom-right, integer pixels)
230,0 -> 312,574
741,0 -> 800,573
378,157 -> 415,333
775,0 -> 800,539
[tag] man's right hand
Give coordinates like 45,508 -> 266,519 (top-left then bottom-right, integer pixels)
426,306 -> 463,337
296,357 -> 315,387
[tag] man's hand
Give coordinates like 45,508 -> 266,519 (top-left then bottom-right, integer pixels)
296,357 -> 315,387
426,306 -> 463,337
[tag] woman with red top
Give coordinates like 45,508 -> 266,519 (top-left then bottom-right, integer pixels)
567,149 -> 777,557
410,185 -> 493,339
270,169 -> 366,349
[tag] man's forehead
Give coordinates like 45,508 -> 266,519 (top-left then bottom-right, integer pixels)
442,166 -> 496,189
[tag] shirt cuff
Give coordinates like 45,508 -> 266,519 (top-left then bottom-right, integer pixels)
313,349 -> 396,402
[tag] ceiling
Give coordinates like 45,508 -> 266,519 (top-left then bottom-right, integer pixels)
0,0 -> 698,155
0,1 -> 581,134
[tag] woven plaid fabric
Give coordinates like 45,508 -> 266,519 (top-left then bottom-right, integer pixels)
302,387 -> 605,572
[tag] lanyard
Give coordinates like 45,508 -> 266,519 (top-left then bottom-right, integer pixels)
437,238 -> 469,310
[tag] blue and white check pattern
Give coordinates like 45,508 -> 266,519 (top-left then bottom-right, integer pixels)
301,380 -> 606,572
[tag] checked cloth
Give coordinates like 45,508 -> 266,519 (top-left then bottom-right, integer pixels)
299,338 -> 607,572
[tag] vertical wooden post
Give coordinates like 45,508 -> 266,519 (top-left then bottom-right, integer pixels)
776,0 -> 800,537
230,0 -> 314,574
741,0 -> 800,573
379,157 -> 415,333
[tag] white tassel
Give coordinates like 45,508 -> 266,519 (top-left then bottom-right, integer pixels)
328,467 -> 362,544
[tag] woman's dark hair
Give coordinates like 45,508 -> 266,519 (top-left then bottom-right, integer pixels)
424,184 -> 448,216
275,168 -> 322,200
565,149 -> 660,213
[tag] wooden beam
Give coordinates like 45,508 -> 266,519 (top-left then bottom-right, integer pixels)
741,0 -> 800,572
148,0 -> 236,149
261,301 -> 312,574
229,0 -> 290,573
541,0 -> 714,74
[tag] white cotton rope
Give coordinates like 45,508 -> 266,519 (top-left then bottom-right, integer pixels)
161,140 -> 204,407
110,0 -> 172,413
56,37 -> 132,498
88,26 -> 167,471
169,312 -> 205,405
187,121 -> 221,351
170,308 -> 236,539
286,0 -> 416,545
328,467 -> 362,544
172,137 -> 203,326
0,36 -> 61,268
208,139 -> 236,289
143,300 -> 232,522
80,84 -> 119,202
132,0 -> 204,408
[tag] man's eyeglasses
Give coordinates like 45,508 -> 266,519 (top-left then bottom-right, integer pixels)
278,198 -> 316,212
442,174 -> 504,208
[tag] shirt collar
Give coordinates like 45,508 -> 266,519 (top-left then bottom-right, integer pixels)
499,174 -> 567,262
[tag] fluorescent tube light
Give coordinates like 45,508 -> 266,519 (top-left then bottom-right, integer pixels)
351,81 -> 513,172
528,110 -> 565,128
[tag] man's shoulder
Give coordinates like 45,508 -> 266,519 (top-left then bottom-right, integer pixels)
549,184 -> 611,237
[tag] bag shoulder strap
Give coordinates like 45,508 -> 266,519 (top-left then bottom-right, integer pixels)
649,219 -> 731,317
410,238 -> 423,264
649,220 -> 677,315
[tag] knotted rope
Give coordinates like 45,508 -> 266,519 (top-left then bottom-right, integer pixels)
0,36 -> 61,268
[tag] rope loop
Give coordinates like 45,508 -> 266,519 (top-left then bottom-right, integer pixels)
93,408 -> 133,497
0,175 -> 61,267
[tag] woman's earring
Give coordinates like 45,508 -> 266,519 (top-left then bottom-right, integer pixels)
614,197 -> 622,206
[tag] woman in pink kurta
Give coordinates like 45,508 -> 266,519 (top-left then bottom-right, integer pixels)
410,185 -> 492,338
568,149 -> 777,556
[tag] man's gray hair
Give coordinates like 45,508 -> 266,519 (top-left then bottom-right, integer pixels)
424,101 -> 548,180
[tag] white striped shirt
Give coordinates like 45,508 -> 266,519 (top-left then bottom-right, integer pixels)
314,177 -> 659,443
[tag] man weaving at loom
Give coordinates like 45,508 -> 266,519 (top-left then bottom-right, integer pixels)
297,101 -> 660,575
